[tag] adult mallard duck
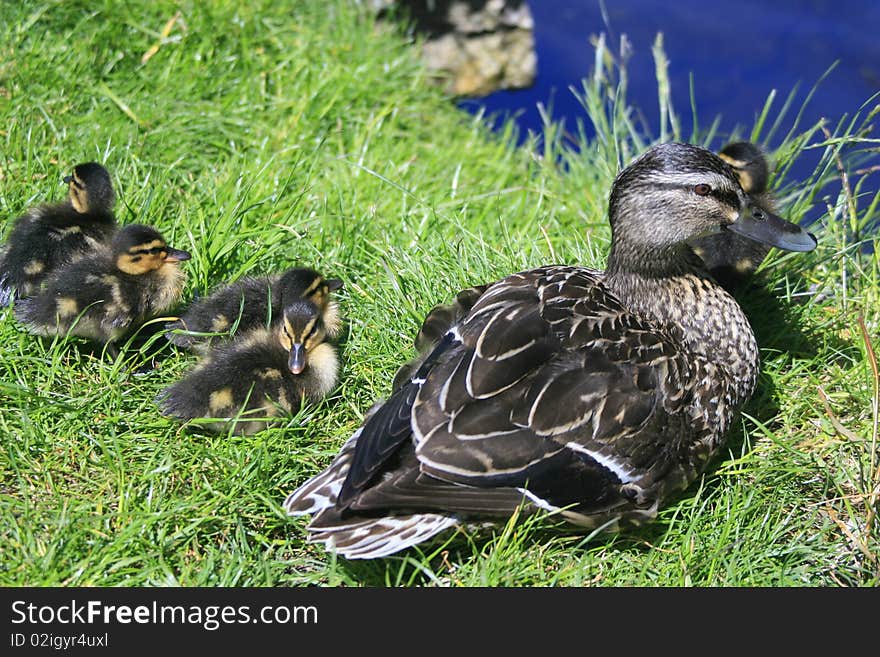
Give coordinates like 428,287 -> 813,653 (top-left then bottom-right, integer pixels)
284,142 -> 817,559
14,224 -> 191,347
691,141 -> 777,289
0,162 -> 118,306
165,267 -> 343,353
157,298 -> 340,435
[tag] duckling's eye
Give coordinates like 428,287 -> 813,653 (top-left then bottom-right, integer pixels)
693,183 -> 712,196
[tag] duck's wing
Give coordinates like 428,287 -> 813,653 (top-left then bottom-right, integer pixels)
338,265 -> 716,523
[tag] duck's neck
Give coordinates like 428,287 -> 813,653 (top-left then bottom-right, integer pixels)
134,263 -> 187,315
605,242 -> 759,404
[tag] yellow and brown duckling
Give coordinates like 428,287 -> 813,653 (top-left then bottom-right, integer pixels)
14,224 -> 191,346
165,267 -> 343,353
0,162 -> 118,306
157,298 -> 340,435
691,141 -> 778,288
284,142 -> 817,560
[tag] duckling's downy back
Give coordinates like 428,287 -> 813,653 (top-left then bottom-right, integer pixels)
157,298 -> 340,436
0,162 -> 118,305
165,267 -> 343,352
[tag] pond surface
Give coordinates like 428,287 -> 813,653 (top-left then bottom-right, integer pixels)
460,0 -> 879,193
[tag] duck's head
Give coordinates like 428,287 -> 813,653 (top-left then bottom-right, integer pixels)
64,162 -> 115,214
278,299 -> 327,375
719,141 -> 769,195
607,142 -> 816,269
111,224 -> 192,276
277,267 -> 344,310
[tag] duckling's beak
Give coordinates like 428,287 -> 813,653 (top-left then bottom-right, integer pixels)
725,203 -> 817,252
62,175 -> 73,184
288,343 -> 307,374
164,247 -> 192,263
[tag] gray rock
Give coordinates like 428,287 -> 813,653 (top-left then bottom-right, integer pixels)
373,1 -> 536,96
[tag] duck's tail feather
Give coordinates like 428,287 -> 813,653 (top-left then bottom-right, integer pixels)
0,274 -> 15,307
285,424 -> 461,559
284,428 -> 362,516
305,509 -> 460,560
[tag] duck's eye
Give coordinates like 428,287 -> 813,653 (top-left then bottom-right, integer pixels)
693,183 -> 712,196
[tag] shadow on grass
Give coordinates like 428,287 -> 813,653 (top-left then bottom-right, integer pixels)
734,270 -> 857,360
303,516 -> 668,587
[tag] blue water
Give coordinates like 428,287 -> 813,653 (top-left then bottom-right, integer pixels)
460,0 -> 880,191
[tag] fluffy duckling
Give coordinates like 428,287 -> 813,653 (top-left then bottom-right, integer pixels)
14,224 -> 191,346
165,267 -> 343,353
691,141 -> 777,288
157,299 -> 340,435
284,142 -> 816,560
0,162 -> 118,305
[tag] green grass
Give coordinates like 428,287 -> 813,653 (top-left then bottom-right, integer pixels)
1,0 -> 878,586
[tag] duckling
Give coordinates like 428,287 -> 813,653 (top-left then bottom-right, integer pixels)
0,162 -> 118,306
14,224 -> 191,346
284,142 -> 817,560
165,267 -> 343,353
157,299 -> 340,435
691,141 -> 778,288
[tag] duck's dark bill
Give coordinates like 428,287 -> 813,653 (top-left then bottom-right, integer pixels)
288,344 -> 306,374
725,204 -> 817,252
165,247 -> 192,262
